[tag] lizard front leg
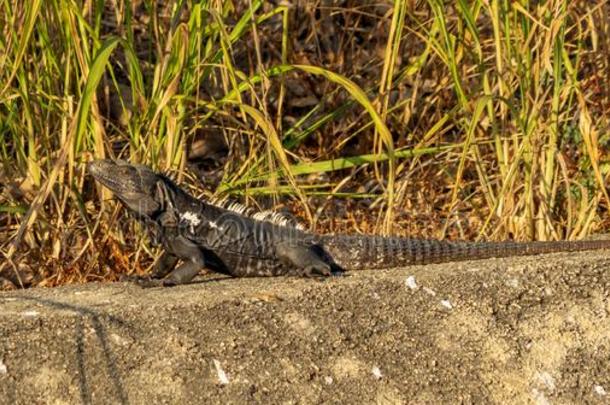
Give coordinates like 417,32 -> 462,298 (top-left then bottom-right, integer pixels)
161,261 -> 203,286
121,251 -> 179,285
150,251 -> 179,279
137,239 -> 208,287
136,260 -> 203,288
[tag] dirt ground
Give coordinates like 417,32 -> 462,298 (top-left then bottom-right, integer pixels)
1,251 -> 609,404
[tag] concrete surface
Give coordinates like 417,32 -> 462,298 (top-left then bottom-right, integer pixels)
1,251 -> 610,404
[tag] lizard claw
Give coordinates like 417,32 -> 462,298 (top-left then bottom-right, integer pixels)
119,274 -> 143,283
120,273 -> 171,288
125,275 -> 164,288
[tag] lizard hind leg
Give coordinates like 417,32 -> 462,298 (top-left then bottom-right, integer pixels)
275,242 -> 332,277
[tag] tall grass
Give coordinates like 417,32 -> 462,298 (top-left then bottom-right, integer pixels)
0,0 -> 608,287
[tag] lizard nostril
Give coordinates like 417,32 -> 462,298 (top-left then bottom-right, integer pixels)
87,159 -> 114,177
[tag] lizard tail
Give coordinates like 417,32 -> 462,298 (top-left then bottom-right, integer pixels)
319,235 -> 610,271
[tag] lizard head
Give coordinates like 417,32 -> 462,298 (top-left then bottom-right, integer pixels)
88,159 -> 168,218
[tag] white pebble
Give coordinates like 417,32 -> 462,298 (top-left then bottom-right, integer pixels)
111,333 -> 129,346
213,359 -> 229,385
536,371 -> 555,391
594,385 -> 607,396
324,376 -> 333,385
22,310 -> 39,317
440,300 -> 453,310
371,366 -> 382,380
405,276 -> 418,290
0,359 -> 7,374
531,388 -> 550,405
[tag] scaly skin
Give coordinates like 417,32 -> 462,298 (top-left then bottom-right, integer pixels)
88,159 -> 610,286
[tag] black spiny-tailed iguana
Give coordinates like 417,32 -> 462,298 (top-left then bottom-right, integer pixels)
88,159 -> 610,287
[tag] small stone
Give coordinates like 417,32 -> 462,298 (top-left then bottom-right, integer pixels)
531,388 -> 550,405
536,371 -> 555,391
440,300 -> 453,310
213,359 -> 229,385
405,276 -> 417,290
22,310 -> 39,317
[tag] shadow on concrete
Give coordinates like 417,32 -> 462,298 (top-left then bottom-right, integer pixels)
15,296 -> 131,405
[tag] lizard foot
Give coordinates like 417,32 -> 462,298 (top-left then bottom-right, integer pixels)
120,274 -> 178,288
303,263 -> 332,278
119,274 -> 148,283
127,275 -> 165,288
135,277 -> 182,288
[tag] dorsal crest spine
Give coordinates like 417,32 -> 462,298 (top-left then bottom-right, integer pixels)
209,197 -> 305,230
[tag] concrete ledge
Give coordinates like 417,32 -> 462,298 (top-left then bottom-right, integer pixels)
1,252 -> 610,403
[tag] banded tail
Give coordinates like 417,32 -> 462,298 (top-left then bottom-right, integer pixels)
320,235 -> 610,271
